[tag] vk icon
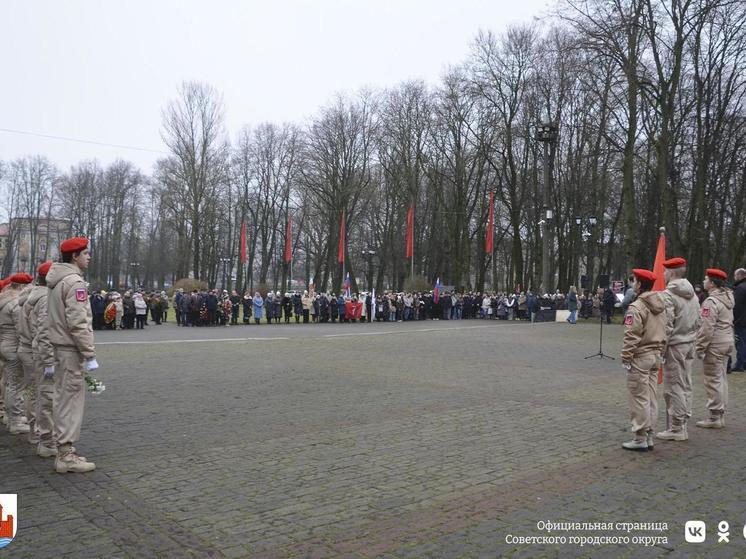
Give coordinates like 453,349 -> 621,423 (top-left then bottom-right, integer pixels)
685,521 -> 706,543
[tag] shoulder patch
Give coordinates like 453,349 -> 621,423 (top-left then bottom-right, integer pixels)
624,314 -> 634,326
76,288 -> 88,302
701,307 -> 710,317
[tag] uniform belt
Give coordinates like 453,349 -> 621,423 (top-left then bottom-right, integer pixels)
53,345 -> 81,353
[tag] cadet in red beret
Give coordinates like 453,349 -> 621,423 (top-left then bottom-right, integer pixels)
59,237 -> 89,254
0,272 -> 32,434
620,268 -> 667,451
37,261 -> 52,277
9,273 -> 34,284
663,257 -> 686,269
705,268 -> 728,281
695,267 -> 735,428
656,256 -> 699,443
28,261 -> 56,457
46,236 -> 98,473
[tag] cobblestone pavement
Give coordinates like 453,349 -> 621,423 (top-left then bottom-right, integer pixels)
1,319 -> 744,558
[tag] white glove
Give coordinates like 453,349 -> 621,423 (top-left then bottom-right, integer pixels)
43,366 -> 55,379
622,362 -> 632,371
85,358 -> 99,372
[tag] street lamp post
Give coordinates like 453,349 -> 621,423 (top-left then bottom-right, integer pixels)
576,216 -> 597,291
219,257 -> 231,290
129,262 -> 140,289
574,216 -> 581,289
361,250 -> 375,292
536,122 -> 558,294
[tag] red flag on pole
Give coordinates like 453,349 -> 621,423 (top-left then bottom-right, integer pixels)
485,190 -> 494,254
652,227 -> 666,384
284,215 -> 292,263
337,212 -> 345,263
406,205 -> 414,259
240,221 -> 247,264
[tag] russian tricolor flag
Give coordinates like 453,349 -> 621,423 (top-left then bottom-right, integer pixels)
433,277 -> 440,304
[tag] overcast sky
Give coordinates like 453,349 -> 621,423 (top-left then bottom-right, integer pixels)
1,0 -> 550,173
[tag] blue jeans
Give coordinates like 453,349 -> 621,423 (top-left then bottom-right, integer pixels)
735,326 -> 746,369
568,310 -> 577,324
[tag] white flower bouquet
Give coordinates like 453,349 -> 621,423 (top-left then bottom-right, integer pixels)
85,372 -> 106,395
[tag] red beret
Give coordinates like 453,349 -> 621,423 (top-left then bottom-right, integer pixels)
632,268 -> 657,283
663,257 -> 686,269
9,273 -> 34,284
706,268 -> 728,280
37,261 -> 53,277
60,237 -> 89,254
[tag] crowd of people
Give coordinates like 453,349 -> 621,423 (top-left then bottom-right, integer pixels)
87,287 -> 628,329
3,233 -> 743,476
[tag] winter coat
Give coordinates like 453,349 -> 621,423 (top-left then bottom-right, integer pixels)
0,287 -> 21,346
90,293 -> 106,315
621,291 -> 666,363
603,289 -> 617,311
134,295 -> 148,316
252,295 -> 264,319
662,278 -> 700,347
733,277 -> 746,328
567,291 -> 578,312
26,285 -> 54,367
696,287 -> 735,355
45,262 -> 95,360
15,286 -> 34,347
123,296 -> 136,316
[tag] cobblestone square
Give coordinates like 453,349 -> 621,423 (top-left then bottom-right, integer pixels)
2,320 -> 744,558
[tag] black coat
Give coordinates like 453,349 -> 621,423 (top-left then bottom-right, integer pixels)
123,298 -> 136,316
90,294 -> 106,314
602,289 -> 616,311
733,277 -> 746,327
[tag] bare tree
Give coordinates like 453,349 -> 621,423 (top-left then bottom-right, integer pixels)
161,81 -> 228,280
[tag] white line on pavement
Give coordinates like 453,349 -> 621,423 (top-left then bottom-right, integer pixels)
97,337 -> 291,345
96,324 -> 509,345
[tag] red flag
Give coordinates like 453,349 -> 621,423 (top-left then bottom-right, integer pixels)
284,215 -> 292,263
485,190 -> 494,254
406,205 -> 414,259
652,228 -> 666,384
240,221 -> 247,264
338,212 -> 345,263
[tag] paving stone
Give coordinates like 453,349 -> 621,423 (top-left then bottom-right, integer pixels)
1,320 -> 744,557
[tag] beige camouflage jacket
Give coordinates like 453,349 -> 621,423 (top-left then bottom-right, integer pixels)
696,288 -> 735,356
621,291 -> 667,364
25,285 -> 55,367
45,263 -> 95,360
